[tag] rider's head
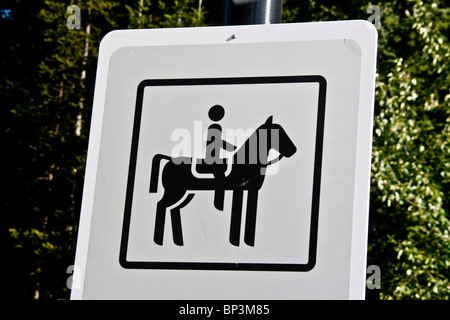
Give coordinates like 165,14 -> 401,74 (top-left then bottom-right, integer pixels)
208,105 -> 225,122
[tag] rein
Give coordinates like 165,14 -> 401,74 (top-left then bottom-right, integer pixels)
266,154 -> 283,166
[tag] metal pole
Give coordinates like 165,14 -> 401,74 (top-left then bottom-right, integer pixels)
225,0 -> 283,25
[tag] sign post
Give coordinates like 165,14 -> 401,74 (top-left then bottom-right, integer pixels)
72,20 -> 377,300
225,0 -> 283,25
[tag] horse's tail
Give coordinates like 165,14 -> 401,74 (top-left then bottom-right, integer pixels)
149,154 -> 171,193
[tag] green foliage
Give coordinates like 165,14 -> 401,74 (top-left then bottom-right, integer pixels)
127,0 -> 206,28
2,0 -> 121,299
2,0 -> 448,300
368,0 -> 449,300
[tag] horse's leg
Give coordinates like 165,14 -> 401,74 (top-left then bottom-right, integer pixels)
244,189 -> 259,246
154,200 -> 167,245
170,193 -> 195,246
229,189 -> 244,246
170,208 -> 183,246
213,173 -> 225,211
153,189 -> 186,245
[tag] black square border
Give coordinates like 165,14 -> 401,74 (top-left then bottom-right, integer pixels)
119,75 -> 326,272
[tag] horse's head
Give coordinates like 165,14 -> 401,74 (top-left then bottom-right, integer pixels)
261,116 -> 297,158
233,116 -> 297,167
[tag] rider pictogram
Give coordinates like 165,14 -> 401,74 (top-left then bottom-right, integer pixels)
149,110 -> 297,247
204,105 -> 236,211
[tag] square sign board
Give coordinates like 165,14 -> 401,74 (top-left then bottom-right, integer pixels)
72,21 -> 377,299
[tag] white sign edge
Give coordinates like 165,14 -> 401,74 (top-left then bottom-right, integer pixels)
347,23 -> 378,300
71,20 -> 378,300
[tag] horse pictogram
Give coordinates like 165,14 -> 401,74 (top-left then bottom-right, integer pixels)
149,114 -> 297,247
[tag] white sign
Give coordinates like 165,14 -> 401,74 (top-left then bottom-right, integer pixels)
72,21 -> 377,299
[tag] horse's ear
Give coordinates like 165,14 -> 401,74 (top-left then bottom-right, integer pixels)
265,116 -> 273,125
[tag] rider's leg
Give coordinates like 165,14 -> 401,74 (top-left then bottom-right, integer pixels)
214,172 -> 225,211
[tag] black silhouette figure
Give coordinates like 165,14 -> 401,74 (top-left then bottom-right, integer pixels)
149,115 -> 297,247
204,105 -> 236,211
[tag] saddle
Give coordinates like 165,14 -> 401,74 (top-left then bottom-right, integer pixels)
193,158 -> 228,211
194,158 -> 228,175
